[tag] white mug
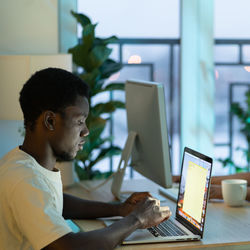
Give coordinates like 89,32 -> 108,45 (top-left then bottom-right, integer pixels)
222,179 -> 247,207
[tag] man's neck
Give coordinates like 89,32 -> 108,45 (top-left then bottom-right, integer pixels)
21,133 -> 56,171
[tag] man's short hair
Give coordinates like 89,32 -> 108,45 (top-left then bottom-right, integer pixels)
19,67 -> 89,130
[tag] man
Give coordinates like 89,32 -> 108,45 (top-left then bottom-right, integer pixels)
0,68 -> 171,250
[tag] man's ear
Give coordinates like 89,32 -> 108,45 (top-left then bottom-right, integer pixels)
44,111 -> 56,131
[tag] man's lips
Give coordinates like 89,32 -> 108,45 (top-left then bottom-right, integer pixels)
79,140 -> 85,145
78,141 -> 85,150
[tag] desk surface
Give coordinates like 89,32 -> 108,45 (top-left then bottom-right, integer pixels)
65,178 -> 250,250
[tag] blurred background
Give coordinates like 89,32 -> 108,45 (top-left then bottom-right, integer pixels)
77,0 -> 250,177
0,0 -> 249,180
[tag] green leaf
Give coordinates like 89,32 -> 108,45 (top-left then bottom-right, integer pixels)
91,170 -> 113,180
88,146 -> 122,169
94,36 -> 118,46
90,79 -> 106,96
92,101 -> 125,116
100,59 -> 122,79
246,90 -> 250,106
68,44 -> 88,69
92,82 -> 125,96
80,136 -> 114,159
79,116 -> 107,157
68,24 -> 96,71
231,103 -> 245,122
91,136 -> 113,149
103,82 -> 125,92
87,116 -> 107,139
75,164 -> 87,179
71,11 -> 91,28
80,69 -> 100,89
235,166 -> 249,173
75,149 -> 89,163
82,24 -> 96,52
89,45 -> 112,69
217,158 -> 235,168
74,163 -> 113,180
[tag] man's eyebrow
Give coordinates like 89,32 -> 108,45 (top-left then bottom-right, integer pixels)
76,112 -> 88,118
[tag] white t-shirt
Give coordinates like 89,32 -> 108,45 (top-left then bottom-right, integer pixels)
0,147 -> 72,250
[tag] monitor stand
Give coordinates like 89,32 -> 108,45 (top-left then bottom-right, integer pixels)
158,184 -> 179,202
111,131 -> 137,200
110,131 -> 178,202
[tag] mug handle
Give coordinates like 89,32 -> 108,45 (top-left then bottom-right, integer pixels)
240,185 -> 246,200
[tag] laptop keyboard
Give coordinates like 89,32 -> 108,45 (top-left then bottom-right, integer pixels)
148,219 -> 188,237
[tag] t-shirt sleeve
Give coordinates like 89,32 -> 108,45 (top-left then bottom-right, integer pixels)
9,177 -> 72,250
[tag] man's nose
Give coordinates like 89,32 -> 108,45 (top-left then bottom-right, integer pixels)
80,126 -> 89,137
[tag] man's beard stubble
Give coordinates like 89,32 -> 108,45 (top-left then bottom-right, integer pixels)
54,149 -> 74,162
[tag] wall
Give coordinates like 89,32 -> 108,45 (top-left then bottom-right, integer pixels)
0,0 -> 77,157
0,0 -> 58,54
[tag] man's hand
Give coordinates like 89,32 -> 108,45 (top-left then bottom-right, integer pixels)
119,192 -> 152,216
131,197 -> 171,229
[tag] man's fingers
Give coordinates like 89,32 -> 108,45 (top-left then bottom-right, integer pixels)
159,206 -> 171,212
132,192 -> 151,199
148,197 -> 160,206
160,206 -> 172,218
128,192 -> 152,204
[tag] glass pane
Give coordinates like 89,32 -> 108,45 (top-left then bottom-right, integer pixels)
242,45 -> 250,63
108,44 -> 120,62
214,66 -> 250,145
214,67 -> 250,174
231,85 -> 249,169
118,64 -> 152,82
214,45 -> 239,63
92,42 -> 181,175
77,0 -> 180,38
213,146 -> 230,175
122,44 -> 171,121
214,0 -> 250,38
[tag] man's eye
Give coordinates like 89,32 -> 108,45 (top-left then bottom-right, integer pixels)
78,120 -> 84,125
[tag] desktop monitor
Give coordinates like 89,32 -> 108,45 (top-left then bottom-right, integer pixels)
125,79 -> 173,188
111,79 -> 173,199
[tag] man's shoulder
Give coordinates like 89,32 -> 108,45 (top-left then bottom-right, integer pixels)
0,147 -> 39,190
0,147 -> 36,171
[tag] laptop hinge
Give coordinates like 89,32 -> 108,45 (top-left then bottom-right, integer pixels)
176,215 -> 203,238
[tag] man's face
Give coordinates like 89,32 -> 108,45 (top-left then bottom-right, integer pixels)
50,95 -> 89,161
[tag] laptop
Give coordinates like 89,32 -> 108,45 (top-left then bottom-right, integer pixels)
104,147 -> 213,244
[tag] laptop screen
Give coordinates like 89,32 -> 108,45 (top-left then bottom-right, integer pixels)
176,147 -> 212,235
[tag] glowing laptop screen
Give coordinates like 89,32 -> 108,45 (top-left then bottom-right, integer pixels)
176,149 -> 212,232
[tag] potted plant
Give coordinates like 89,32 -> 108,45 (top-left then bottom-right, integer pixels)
68,11 -> 125,180
219,89 -> 250,172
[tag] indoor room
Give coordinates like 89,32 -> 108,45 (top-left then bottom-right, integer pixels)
0,0 -> 250,249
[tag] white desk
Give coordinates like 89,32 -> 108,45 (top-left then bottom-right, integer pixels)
65,178 -> 250,250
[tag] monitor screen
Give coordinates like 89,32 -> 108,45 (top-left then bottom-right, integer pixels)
125,79 -> 172,188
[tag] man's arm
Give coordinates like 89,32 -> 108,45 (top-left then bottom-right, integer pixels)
44,197 -> 171,250
63,193 -> 122,219
43,213 -> 140,250
63,192 -> 151,219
